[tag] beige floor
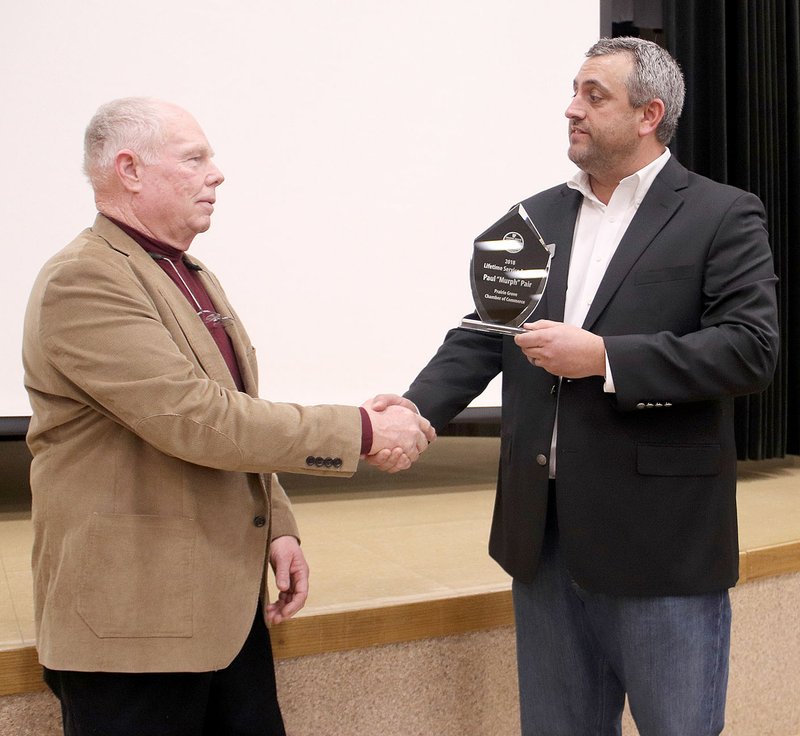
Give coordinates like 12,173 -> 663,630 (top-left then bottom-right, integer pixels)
0,513 -> 36,650
2,438 -> 800,652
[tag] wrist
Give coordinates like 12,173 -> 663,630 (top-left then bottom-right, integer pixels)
359,406 -> 373,455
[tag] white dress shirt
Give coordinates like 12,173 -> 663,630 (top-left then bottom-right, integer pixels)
565,147 -> 672,391
549,148 -> 671,477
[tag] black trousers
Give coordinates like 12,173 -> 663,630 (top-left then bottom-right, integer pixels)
45,609 -> 285,736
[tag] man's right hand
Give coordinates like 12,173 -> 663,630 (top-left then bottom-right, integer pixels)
362,398 -> 435,472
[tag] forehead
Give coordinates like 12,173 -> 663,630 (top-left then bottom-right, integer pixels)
574,52 -> 634,91
160,106 -> 212,152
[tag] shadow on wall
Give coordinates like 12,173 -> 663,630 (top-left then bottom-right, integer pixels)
0,439 -> 32,511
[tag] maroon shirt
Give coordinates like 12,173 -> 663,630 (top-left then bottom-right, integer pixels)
109,218 -> 246,391
108,217 -> 372,454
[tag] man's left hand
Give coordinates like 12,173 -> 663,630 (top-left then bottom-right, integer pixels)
515,320 -> 606,378
267,535 -> 309,625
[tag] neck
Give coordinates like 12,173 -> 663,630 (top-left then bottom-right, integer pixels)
104,215 -> 185,261
96,198 -> 193,252
587,176 -> 619,205
587,144 -> 666,204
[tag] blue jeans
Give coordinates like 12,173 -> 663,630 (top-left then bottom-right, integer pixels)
512,534 -> 731,736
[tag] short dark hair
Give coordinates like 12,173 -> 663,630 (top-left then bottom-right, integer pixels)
587,37 -> 685,144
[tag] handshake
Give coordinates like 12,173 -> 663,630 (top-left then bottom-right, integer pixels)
360,394 -> 436,474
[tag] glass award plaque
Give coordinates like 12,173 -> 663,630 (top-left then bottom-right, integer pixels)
460,203 -> 555,335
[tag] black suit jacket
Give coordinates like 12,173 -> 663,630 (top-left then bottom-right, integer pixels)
406,157 -> 779,596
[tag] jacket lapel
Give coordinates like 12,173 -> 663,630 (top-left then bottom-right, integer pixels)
92,215 -> 240,392
582,157 -> 688,331
529,186 -> 582,322
194,268 -> 260,396
158,277 -> 239,392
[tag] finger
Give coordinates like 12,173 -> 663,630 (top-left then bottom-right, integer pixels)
277,583 -> 308,621
379,447 -> 404,469
400,440 -> 420,463
268,605 -> 288,625
364,448 -> 393,466
266,595 -> 287,625
514,330 -> 537,348
369,447 -> 405,472
279,590 -> 308,620
367,454 -> 388,466
378,448 -> 411,473
387,454 -> 412,473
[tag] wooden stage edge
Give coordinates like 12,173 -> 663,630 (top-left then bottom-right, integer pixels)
3,543 -> 800,697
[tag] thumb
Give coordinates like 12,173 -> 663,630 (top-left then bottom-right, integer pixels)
272,552 -> 290,592
371,397 -> 388,411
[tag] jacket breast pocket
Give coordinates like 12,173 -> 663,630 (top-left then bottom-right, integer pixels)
633,264 -> 695,285
636,443 -> 721,477
77,513 -> 195,638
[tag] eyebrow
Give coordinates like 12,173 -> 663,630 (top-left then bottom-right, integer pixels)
180,144 -> 214,158
573,77 -> 613,95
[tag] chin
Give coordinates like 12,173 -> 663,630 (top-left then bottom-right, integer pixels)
568,145 -> 592,167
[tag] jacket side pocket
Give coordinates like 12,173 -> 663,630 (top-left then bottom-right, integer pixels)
637,443 -> 721,477
77,513 -> 195,638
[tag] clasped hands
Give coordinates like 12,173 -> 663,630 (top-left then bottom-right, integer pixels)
360,321 -> 604,474
361,395 -> 436,473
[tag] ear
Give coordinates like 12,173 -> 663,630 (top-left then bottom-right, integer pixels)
114,149 -> 144,192
639,98 -> 665,138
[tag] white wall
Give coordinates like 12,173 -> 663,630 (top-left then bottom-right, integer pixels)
1,0 -> 599,416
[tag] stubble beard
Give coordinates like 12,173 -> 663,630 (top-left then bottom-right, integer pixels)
568,133 -> 638,181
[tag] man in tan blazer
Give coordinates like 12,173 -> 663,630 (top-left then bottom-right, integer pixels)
22,97 -> 434,736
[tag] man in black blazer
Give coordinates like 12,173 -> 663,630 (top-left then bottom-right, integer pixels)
371,37 -> 778,735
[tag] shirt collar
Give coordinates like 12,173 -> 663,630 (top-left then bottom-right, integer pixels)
567,148 -> 672,207
105,215 -> 192,264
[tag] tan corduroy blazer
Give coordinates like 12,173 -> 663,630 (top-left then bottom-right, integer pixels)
23,214 -> 362,672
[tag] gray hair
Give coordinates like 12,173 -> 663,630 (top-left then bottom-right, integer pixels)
83,97 -> 168,189
586,37 -> 685,145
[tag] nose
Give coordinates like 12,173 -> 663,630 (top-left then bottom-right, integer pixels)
565,97 -> 584,121
207,162 -> 225,187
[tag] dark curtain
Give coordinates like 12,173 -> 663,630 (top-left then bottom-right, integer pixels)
663,0 -> 800,458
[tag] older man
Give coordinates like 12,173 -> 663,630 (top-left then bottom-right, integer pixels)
374,37 -> 779,735
23,97 -> 434,736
